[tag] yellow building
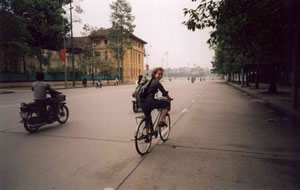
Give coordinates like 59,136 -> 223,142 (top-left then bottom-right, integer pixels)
69,28 -> 147,83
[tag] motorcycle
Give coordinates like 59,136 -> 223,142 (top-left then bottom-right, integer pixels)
19,91 -> 69,133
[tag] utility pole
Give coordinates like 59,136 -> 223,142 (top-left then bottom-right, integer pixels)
117,35 -> 121,82
63,17 -> 67,89
70,1 -> 75,87
166,51 -> 169,79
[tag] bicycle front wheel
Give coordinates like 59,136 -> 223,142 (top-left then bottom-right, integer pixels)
159,113 -> 171,142
135,119 -> 152,156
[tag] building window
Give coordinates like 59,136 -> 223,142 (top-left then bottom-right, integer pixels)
94,51 -> 100,56
138,54 -> 140,64
104,40 -> 108,44
94,40 -> 100,47
136,52 -> 137,63
105,51 -> 108,59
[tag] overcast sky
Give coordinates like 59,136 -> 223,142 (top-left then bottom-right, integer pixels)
71,0 -> 214,69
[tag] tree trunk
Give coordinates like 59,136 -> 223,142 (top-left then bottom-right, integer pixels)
268,64 -> 278,93
289,0 -> 299,109
238,73 -> 241,83
23,55 -> 26,74
38,48 -> 43,72
92,63 -> 95,85
255,65 -> 259,89
228,73 -> 232,82
246,70 -> 250,87
241,68 -> 245,88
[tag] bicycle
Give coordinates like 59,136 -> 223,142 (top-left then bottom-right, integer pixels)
134,98 -> 172,156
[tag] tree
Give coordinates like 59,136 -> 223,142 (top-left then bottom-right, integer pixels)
0,0 -> 29,73
183,0 -> 289,93
23,0 -> 70,71
79,25 -> 117,82
0,0 -> 72,73
108,0 -> 135,82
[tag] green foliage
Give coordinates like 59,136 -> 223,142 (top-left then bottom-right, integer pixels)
108,0 -> 135,71
79,26 -> 117,76
80,24 -> 104,36
0,2 -> 30,71
47,65 -> 82,73
183,0 -> 289,78
98,59 -> 117,76
0,0 -> 72,72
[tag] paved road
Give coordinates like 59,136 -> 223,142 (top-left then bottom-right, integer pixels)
0,79 -> 299,190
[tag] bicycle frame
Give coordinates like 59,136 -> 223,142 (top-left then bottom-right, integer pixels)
134,109 -> 162,135
151,109 -> 162,132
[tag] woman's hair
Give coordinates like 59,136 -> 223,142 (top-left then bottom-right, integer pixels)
36,72 -> 44,81
152,67 -> 164,78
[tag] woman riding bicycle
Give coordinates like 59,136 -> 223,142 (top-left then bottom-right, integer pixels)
139,67 -> 173,133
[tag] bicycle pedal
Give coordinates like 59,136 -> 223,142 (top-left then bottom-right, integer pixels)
151,131 -> 158,138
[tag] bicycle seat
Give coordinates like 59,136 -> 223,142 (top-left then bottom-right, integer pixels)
136,115 -> 145,119
155,97 -> 169,101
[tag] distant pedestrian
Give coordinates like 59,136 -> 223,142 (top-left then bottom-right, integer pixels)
82,78 -> 87,88
114,77 -> 119,86
96,78 -> 102,88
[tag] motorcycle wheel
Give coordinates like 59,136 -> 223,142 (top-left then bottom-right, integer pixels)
133,102 -> 139,113
23,113 -> 40,133
56,105 -> 69,124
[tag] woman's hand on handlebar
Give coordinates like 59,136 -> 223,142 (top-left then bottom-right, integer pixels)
167,96 -> 173,101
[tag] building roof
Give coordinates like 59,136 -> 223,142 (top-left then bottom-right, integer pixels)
65,28 -> 147,52
89,28 -> 147,44
65,36 -> 91,53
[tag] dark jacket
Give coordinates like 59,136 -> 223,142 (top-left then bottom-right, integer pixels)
144,78 -> 168,101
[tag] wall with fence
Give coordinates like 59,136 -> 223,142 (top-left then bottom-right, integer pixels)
0,73 -> 117,82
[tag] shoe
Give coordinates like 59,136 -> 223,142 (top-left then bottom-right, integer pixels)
148,130 -> 158,138
158,120 -> 167,127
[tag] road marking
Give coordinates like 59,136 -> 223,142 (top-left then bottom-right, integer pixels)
182,108 -> 188,113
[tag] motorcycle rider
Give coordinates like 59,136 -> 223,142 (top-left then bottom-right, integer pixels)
136,75 -> 143,85
32,72 -> 56,120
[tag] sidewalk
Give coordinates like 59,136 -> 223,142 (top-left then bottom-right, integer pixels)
227,81 -> 300,119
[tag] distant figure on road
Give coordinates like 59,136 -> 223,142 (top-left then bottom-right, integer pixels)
114,77 -> 119,86
82,78 -> 87,88
96,78 -> 102,88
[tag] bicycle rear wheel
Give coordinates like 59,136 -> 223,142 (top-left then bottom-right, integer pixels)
135,119 -> 152,156
159,113 -> 171,142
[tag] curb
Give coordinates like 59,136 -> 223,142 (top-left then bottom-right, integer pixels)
0,82 -> 135,92
226,82 -> 300,119
54,83 -> 135,90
